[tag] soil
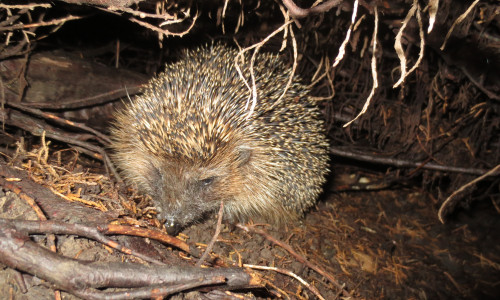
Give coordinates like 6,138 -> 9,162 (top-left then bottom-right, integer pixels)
1,164 -> 498,299
179,166 -> 500,299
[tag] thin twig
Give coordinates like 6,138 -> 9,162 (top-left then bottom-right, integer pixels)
344,5 -> 379,127
196,201 -> 224,267
427,0 -> 439,33
0,15 -> 83,31
245,264 -> 325,300
393,0 -> 419,88
234,20 -> 294,118
332,0 -> 359,68
438,163 -> 500,223
104,5 -> 178,21
282,0 -> 342,18
440,0 -> 480,50
128,11 -> 199,37
0,3 -> 51,9
236,224 -> 352,298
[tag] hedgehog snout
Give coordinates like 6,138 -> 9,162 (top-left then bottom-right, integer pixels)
154,202 -> 184,235
159,204 -> 204,235
152,173 -> 221,235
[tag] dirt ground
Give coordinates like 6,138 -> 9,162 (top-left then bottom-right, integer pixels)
180,165 -> 500,300
1,162 -> 498,300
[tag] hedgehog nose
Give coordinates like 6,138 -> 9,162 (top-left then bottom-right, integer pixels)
162,216 -> 181,235
165,223 -> 182,235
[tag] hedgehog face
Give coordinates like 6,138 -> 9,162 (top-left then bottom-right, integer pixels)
142,143 -> 253,234
149,163 -> 222,234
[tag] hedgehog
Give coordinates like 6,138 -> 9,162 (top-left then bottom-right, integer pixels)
110,44 -> 329,234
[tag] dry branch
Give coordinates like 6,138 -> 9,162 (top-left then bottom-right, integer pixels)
0,218 -> 187,264
0,218 -> 257,298
330,147 -> 489,176
0,107 -> 120,180
5,101 -> 111,145
0,160 -> 263,298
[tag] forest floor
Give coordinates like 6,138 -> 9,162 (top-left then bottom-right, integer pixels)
0,162 -> 498,300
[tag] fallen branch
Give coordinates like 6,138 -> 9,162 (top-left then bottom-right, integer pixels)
0,160 -> 173,262
1,15 -> 83,31
0,218 -> 192,264
5,101 -> 111,145
0,107 -> 120,182
330,147 -> 488,176
23,86 -> 144,110
0,218 -> 258,298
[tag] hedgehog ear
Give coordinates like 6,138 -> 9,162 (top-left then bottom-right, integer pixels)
236,145 -> 252,167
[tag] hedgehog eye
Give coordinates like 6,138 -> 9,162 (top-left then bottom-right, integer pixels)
199,176 -> 215,186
